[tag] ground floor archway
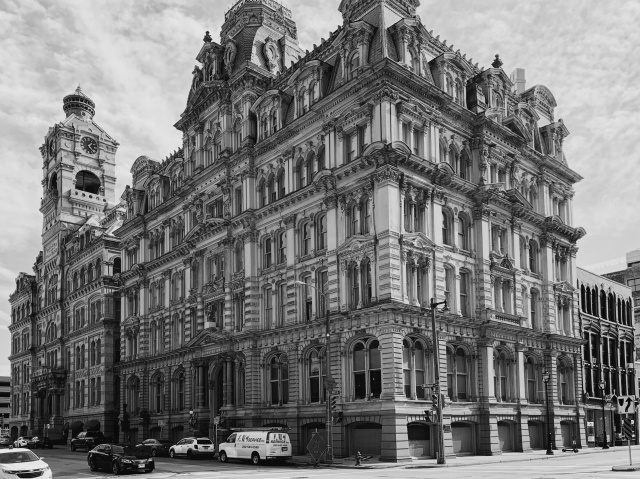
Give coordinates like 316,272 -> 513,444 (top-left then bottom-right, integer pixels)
10,426 -> 18,440
348,422 -> 382,456
407,422 -> 432,458
172,425 -> 184,444
528,420 -> 544,449
301,422 -> 325,456
451,421 -> 476,455
497,420 -> 515,451
560,420 -> 576,448
149,426 -> 161,440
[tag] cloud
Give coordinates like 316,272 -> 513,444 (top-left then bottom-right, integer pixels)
0,0 -> 638,376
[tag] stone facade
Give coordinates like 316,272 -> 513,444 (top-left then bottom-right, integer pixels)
112,0 -> 590,461
8,88 -> 123,442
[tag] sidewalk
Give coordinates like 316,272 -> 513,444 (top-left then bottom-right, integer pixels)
289,445 -> 640,469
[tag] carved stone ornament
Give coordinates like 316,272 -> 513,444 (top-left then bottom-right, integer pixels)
224,41 -> 237,75
263,37 -> 281,74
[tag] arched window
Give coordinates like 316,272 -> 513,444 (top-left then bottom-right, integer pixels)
493,350 -> 510,402
317,145 -> 326,171
442,210 -> 453,246
350,204 -> 359,237
307,347 -> 326,403
349,52 -> 360,79
459,270 -> 470,316
263,237 -> 272,268
80,268 -> 86,287
276,169 -> 285,199
277,231 -> 286,265
128,376 -> 141,414
96,338 -> 101,364
352,338 -> 381,400
175,371 -> 185,411
458,214 -> 470,251
152,375 -> 164,413
73,272 -> 79,290
309,82 -> 317,105
403,337 -> 429,399
75,170 -> 101,194
529,241 -> 539,273
296,158 -> 306,189
90,340 -> 96,366
446,346 -> 468,401
445,74 -> 454,96
258,179 -> 267,207
316,215 -> 327,251
556,359 -> 572,405
454,79 -> 463,105
269,353 -> 289,405
361,197 -> 372,235
301,222 -> 311,256
600,290 -> 607,319
87,264 -> 94,282
524,356 -> 540,403
149,320 -> 158,355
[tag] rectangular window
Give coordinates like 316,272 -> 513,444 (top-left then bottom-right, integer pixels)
235,188 -> 243,215
346,133 -> 356,163
278,283 -> 286,327
444,268 -> 453,307
358,125 -> 367,156
264,287 -> 273,329
459,272 -> 469,316
412,129 -> 421,156
402,123 -> 409,144
317,270 -> 328,318
304,276 -> 313,322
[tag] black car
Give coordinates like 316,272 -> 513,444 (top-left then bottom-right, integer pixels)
87,443 -> 155,475
136,439 -> 172,457
27,437 -> 54,449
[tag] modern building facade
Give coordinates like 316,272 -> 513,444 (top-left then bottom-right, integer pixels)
8,88 -> 123,442
112,0 -> 588,461
0,377 -> 10,435
576,267 -> 636,447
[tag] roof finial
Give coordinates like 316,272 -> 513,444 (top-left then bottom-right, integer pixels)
492,54 -> 503,69
203,31 -> 212,43
76,84 -> 82,94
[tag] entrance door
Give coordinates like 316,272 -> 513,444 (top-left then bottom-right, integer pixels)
528,421 -> 543,449
350,423 -> 381,455
561,421 -> 574,448
498,421 -> 513,451
451,423 -> 474,454
407,423 -> 431,458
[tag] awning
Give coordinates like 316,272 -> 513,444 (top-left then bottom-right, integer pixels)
86,420 -> 100,431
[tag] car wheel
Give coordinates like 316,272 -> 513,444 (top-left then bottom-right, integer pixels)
169,449 -> 175,459
187,450 -> 193,460
151,448 -> 156,457
89,458 -> 97,472
112,461 -> 121,475
219,451 -> 228,463
251,452 -> 260,466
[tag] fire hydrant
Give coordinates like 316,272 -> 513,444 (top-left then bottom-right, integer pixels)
355,451 -> 363,466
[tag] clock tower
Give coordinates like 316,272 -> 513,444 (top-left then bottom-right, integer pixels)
39,86 -> 119,263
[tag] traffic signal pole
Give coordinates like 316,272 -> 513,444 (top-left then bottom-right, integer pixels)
430,298 -> 447,465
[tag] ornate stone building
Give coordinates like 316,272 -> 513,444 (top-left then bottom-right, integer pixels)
8,88 -> 123,442
576,267 -> 635,447
112,0 -> 590,461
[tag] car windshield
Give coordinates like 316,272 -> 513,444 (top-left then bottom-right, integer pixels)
197,439 -> 212,444
0,451 -> 40,464
112,446 -> 137,455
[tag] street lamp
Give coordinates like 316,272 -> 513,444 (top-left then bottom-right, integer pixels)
542,371 -> 554,455
294,280 -> 333,463
430,298 -> 448,465
598,380 -> 609,449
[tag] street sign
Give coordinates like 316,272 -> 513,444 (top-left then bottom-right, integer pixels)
616,395 -> 636,414
622,418 -> 634,440
213,416 -> 220,425
307,431 -> 327,463
324,378 -> 337,391
157,420 -> 165,427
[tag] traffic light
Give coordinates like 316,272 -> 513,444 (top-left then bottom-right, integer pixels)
330,395 -> 338,411
440,393 -> 447,409
334,412 -> 343,424
431,393 -> 439,409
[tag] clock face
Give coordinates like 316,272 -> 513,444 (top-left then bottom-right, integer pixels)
81,137 -> 98,154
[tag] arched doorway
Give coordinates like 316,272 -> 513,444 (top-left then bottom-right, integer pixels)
301,422 -> 325,456
20,425 -> 28,437
348,422 -> 382,455
70,421 -> 83,439
407,422 -> 432,458
172,425 -> 184,444
497,420 -> 515,451
560,420 -> 576,448
528,420 -> 544,449
10,426 -> 18,440
86,420 -> 100,432
451,421 -> 476,455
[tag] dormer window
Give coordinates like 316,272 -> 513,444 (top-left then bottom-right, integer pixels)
349,53 -> 360,80
271,110 -> 278,134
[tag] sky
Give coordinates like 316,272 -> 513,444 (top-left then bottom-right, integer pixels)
0,0 -> 639,377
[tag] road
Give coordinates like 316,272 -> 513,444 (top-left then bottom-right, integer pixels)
29,446 -> 640,479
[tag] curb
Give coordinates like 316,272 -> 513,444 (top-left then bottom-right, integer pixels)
612,465 -> 640,471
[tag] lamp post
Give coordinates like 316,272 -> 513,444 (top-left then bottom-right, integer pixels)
598,380 -> 609,449
430,298 -> 448,465
542,371 -> 554,455
294,280 -> 333,463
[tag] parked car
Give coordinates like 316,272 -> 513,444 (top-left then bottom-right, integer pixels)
27,437 -> 54,449
12,437 -> 32,448
169,437 -> 215,459
87,443 -> 154,475
71,431 -> 111,451
136,438 -> 172,457
0,436 -> 11,448
0,447 -> 51,479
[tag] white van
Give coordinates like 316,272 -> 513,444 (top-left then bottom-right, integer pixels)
218,430 -> 292,465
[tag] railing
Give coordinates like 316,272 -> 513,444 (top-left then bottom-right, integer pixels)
482,309 -> 525,326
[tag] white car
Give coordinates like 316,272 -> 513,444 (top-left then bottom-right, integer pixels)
169,437 -> 215,459
0,448 -> 51,479
12,437 -> 32,448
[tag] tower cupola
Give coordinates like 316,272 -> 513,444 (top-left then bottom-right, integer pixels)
62,85 -> 96,119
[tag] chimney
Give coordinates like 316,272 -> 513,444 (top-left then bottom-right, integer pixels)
510,68 -> 526,95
